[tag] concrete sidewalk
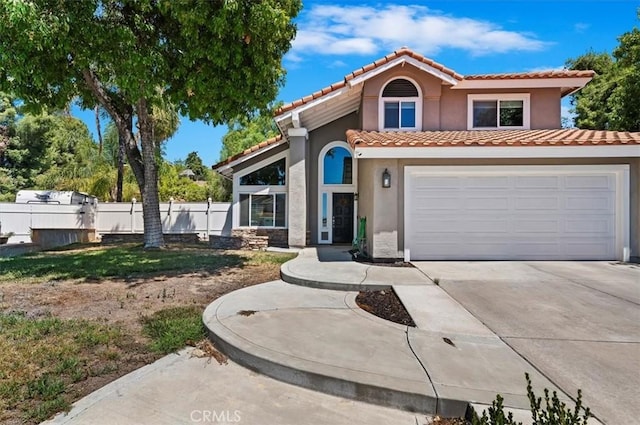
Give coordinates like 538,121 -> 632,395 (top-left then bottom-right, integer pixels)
44,349 -> 422,425
280,246 -> 431,290
204,277 -> 571,418
47,249 -> 607,424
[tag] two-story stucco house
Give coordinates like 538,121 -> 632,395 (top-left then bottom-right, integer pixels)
213,48 -> 640,262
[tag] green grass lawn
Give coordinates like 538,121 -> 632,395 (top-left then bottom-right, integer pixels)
0,243 -> 294,284
0,243 -> 296,423
0,312 -> 129,422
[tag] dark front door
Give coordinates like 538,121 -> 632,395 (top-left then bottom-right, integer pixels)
332,193 -> 354,244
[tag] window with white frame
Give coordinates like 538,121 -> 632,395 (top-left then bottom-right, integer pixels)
467,94 -> 530,130
379,78 -> 422,131
236,155 -> 287,228
239,193 -> 286,227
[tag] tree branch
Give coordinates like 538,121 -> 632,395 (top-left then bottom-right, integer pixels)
81,69 -> 146,191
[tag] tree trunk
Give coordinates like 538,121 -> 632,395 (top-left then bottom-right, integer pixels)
136,98 -> 164,249
116,133 -> 125,202
95,105 -> 103,155
82,69 -> 163,248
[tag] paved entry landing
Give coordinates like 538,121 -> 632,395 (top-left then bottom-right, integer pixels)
204,279 -> 569,418
412,261 -> 640,425
280,247 -> 431,290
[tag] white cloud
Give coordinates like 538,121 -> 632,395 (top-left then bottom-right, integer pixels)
291,4 -> 549,59
574,23 -> 590,33
329,60 -> 348,68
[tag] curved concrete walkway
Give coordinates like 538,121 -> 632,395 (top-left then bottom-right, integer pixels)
280,246 -> 430,290
204,248 -> 582,420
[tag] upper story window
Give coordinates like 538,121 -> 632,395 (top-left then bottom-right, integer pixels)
467,94 -> 531,130
239,157 -> 286,186
379,78 -> 422,131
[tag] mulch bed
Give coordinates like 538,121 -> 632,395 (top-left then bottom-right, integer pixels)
355,288 -> 416,327
350,250 -> 414,267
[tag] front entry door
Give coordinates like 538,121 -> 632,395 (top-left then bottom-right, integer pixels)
332,193 -> 354,244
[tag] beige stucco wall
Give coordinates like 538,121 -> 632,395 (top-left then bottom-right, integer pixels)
361,157 -> 639,260
361,64 -> 443,131
359,63 -> 563,131
440,87 -> 562,130
356,159 -> 375,254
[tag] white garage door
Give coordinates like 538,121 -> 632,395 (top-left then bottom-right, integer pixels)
404,165 -> 628,261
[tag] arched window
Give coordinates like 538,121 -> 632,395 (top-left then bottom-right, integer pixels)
379,77 -> 422,130
323,146 -> 352,185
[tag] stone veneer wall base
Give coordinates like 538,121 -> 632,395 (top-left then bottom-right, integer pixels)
210,229 -> 289,251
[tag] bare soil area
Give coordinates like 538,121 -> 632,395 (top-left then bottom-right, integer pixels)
0,263 -> 277,335
356,288 -> 416,327
0,249 -> 284,425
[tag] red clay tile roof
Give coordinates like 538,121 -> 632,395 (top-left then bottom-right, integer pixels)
275,48 -> 464,116
346,129 -> 640,148
212,134 -> 283,170
464,70 -> 596,80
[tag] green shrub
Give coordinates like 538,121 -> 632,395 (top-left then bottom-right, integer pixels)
472,373 -> 592,425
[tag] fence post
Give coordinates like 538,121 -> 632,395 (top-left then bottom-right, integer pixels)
206,197 -> 212,241
130,198 -> 136,233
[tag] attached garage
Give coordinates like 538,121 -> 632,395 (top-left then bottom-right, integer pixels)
404,165 -> 630,261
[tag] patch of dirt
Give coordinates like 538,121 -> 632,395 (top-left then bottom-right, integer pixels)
351,250 -> 414,267
356,288 -> 416,327
0,261 -> 282,424
427,418 -> 470,425
0,263 -> 278,335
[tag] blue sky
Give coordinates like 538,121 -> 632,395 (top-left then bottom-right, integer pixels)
73,0 -> 638,167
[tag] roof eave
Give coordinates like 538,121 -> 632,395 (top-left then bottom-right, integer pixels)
452,77 -> 593,91
212,137 -> 288,176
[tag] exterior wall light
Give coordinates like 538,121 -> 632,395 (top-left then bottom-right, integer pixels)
382,168 -> 391,188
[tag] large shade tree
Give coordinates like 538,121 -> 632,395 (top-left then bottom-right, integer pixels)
0,0 -> 301,248
566,16 -> 640,131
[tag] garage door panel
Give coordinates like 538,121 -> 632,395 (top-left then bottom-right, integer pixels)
515,196 -> 560,210
515,175 -> 560,188
465,197 -> 509,210
466,176 -> 510,188
405,166 -> 623,261
565,194 -> 614,210
567,239 -> 615,257
413,197 -> 462,210
512,219 -> 560,233
564,218 -> 613,234
564,175 -> 613,189
413,176 -> 461,188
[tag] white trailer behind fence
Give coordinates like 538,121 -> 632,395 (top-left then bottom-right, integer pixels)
0,199 -> 231,244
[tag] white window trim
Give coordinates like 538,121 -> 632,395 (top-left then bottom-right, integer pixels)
317,141 -> 357,244
238,193 -> 287,228
467,93 -> 531,130
378,77 -> 422,131
233,150 -> 289,229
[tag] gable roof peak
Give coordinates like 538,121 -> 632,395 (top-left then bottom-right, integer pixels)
275,48 -> 463,117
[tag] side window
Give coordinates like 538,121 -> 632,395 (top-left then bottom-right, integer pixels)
380,78 -> 421,131
239,158 -> 286,186
237,156 -> 287,228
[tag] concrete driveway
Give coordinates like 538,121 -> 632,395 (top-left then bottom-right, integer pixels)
412,261 -> 640,425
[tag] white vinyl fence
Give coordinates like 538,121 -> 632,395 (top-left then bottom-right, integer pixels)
0,199 -> 231,244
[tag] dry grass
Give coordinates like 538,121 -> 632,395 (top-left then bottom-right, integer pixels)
0,244 -> 294,424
